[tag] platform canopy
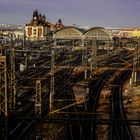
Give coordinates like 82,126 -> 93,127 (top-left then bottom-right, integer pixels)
53,27 -> 84,40
84,27 -> 111,40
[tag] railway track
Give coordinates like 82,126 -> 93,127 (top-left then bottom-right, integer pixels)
7,52 -> 83,139
65,50 -> 133,140
109,70 -> 134,140
67,71 -> 113,140
4,48 -> 135,139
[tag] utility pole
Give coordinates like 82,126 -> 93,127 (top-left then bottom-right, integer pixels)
0,56 -> 8,116
49,42 -> 55,113
7,33 -> 17,110
132,53 -> 136,85
90,38 -> 97,72
132,40 -> 140,86
35,80 -> 42,139
9,48 -> 16,110
81,37 -> 84,63
0,49 -> 8,140
23,26 -> 26,47
35,80 -> 41,116
84,38 -> 88,79
25,52 -> 28,68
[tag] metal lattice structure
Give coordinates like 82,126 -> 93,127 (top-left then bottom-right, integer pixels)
35,80 -> 41,116
50,50 -> 55,113
132,40 -> 140,85
90,39 -> 97,72
53,27 -> 111,76
0,56 -> 8,116
54,27 -> 84,39
84,27 -> 111,41
83,27 -> 111,76
9,48 -> 17,109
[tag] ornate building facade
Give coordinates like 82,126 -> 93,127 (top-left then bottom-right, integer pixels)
25,10 -> 47,41
25,10 -> 64,41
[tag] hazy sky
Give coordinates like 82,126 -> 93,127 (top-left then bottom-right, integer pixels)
0,0 -> 140,27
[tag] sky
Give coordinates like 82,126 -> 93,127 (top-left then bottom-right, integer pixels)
0,0 -> 140,28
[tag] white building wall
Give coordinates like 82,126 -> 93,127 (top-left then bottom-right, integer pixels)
25,25 -> 47,41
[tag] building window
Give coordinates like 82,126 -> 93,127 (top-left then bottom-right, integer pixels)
38,28 -> 42,36
33,29 -> 37,35
28,27 -> 32,36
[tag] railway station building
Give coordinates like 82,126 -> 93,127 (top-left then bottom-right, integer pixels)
25,10 -> 64,41
53,26 -> 112,49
